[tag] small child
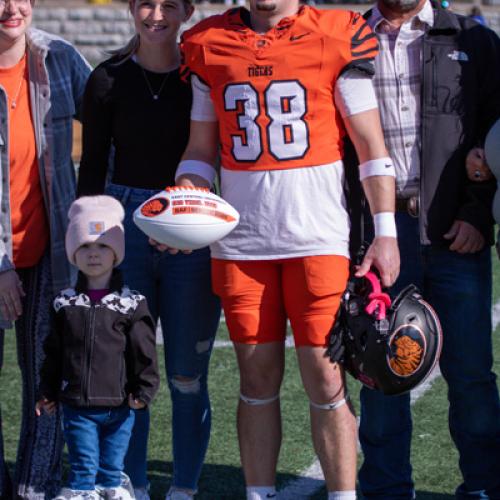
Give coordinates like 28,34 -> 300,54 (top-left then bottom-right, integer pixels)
36,196 -> 159,500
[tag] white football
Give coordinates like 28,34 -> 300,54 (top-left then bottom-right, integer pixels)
133,187 -> 239,250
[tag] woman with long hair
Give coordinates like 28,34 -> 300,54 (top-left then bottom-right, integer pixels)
77,1 -> 221,499
0,0 -> 90,497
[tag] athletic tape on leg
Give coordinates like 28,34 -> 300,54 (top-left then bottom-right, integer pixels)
310,395 -> 350,411
240,393 -> 280,406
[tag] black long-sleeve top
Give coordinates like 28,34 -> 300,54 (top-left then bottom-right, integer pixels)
77,56 -> 192,195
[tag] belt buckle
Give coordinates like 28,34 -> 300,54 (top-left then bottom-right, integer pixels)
407,196 -> 419,218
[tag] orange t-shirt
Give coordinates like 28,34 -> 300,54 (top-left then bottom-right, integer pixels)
0,54 -> 49,268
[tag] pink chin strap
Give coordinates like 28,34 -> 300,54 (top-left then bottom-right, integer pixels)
364,271 -> 392,320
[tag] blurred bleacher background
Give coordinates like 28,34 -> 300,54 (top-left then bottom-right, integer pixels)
33,0 -> 500,68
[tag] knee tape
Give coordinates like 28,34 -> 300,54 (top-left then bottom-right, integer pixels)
310,394 -> 350,411
240,393 -> 280,406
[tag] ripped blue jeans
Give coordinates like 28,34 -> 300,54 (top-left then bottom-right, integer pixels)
106,184 -> 221,492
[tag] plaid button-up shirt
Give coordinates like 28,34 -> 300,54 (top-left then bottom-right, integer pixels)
368,1 -> 434,197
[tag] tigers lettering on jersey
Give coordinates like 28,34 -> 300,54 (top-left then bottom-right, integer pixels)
181,6 -> 378,171
248,65 -> 274,77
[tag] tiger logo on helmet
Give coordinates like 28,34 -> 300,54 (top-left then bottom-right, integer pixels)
328,271 -> 442,396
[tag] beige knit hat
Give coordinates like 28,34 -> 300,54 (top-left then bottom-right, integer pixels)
65,196 -> 125,266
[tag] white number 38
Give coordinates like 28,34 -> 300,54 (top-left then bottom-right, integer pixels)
224,80 -> 310,162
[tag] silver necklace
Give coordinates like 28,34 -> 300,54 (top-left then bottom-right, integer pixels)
140,66 -> 170,101
10,56 -> 27,109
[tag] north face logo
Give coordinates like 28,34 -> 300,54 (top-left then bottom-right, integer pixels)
447,50 -> 469,62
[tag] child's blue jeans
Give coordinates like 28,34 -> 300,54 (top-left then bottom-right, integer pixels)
62,404 -> 135,490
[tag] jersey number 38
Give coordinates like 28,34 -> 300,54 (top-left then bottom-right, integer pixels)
224,80 -> 310,162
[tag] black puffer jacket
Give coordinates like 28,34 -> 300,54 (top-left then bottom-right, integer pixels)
39,271 -> 159,408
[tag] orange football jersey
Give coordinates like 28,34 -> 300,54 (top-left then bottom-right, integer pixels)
181,6 -> 378,171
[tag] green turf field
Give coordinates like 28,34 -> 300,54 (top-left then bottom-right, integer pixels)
1,257 -> 499,499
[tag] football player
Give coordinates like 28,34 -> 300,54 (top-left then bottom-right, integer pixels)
163,1 -> 400,498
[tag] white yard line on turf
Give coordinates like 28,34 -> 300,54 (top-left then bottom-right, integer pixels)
278,366 -> 442,500
153,302 -> 500,497
279,301 -> 500,499
213,336 -> 295,349
159,305 -> 500,346
492,302 -> 500,330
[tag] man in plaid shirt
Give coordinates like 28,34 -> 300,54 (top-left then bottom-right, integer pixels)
358,0 -> 500,498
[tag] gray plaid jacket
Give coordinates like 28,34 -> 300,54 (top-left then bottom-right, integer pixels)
0,29 -> 91,327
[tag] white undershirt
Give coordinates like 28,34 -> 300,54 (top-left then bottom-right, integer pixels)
187,71 -> 378,260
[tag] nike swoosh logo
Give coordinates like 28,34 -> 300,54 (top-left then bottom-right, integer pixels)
385,164 -> 392,168
290,32 -> 311,41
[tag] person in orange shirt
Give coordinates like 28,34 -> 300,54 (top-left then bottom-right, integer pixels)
153,1 -> 399,498
0,0 -> 90,497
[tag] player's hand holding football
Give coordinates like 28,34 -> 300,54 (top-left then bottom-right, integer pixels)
147,174 -> 211,254
355,237 -> 400,287
148,237 -> 192,255
147,178 -> 193,254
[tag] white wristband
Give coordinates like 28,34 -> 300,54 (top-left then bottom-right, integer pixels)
175,160 -> 216,187
374,212 -> 397,238
359,157 -> 396,181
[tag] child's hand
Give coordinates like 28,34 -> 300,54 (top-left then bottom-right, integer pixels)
128,394 -> 146,410
466,148 -> 493,182
35,398 -> 57,416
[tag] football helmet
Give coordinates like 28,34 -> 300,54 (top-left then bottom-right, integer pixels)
328,271 -> 442,396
